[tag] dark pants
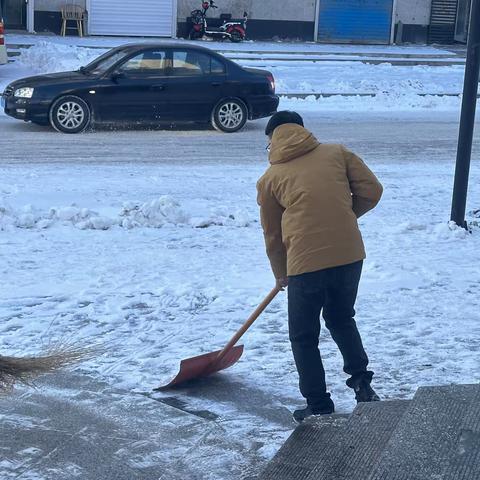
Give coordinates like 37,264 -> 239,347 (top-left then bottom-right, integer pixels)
288,260 -> 373,407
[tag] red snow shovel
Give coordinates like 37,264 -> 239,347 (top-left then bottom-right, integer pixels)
155,286 -> 281,391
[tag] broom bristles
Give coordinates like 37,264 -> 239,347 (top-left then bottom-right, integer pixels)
0,345 -> 97,391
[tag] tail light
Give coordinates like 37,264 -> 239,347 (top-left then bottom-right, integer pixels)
267,74 -> 275,93
0,22 -> 5,46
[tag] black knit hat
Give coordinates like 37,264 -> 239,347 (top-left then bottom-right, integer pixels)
265,111 -> 304,136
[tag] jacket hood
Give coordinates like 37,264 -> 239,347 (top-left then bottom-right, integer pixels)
269,124 -> 320,164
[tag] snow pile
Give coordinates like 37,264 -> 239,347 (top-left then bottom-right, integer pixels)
271,62 -> 464,96
0,196 -> 254,231
192,205 -> 254,228
0,196 -> 188,230
17,41 -> 106,74
280,93 -> 461,112
120,198 -> 190,229
1,202 -> 119,230
432,221 -> 472,240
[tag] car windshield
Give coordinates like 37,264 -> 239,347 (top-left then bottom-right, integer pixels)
81,50 -> 127,75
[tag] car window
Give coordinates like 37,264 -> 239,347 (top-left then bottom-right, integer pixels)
171,51 -> 215,76
87,50 -> 126,75
118,50 -> 168,75
211,57 -> 226,74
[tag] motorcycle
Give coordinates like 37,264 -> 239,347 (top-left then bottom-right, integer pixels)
189,0 -> 248,43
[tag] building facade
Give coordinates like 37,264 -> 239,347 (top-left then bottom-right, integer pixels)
0,0 -> 472,44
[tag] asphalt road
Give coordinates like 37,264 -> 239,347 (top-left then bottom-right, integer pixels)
1,110 -> 477,166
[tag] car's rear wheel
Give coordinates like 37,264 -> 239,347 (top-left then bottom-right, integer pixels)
49,95 -> 91,134
212,98 -> 247,133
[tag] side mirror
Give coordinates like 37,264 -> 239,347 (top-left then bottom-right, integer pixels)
111,71 -> 125,82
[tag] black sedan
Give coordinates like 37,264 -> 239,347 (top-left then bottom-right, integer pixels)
1,43 -> 279,133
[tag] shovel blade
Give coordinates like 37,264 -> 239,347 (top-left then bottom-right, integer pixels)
154,345 -> 244,391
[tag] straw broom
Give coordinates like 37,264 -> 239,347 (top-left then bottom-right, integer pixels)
0,345 -> 95,391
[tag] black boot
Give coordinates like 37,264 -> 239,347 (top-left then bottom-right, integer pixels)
293,399 -> 335,423
353,379 -> 380,403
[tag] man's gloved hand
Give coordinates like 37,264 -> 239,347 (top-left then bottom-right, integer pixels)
276,277 -> 289,290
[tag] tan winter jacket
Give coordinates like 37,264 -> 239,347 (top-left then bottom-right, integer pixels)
257,124 -> 383,278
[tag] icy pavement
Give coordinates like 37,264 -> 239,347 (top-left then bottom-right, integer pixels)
1,372 -> 294,479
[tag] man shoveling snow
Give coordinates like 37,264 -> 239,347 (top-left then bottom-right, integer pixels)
257,111 -> 383,422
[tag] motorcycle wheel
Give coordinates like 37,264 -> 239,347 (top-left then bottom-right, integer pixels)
229,31 -> 243,42
189,29 -> 203,40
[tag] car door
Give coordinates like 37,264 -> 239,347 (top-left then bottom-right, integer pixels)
94,49 -> 169,123
166,49 -> 227,122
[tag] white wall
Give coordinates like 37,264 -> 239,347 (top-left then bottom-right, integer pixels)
251,0 -> 315,21
35,0 -> 86,12
177,0 -> 315,22
178,0 -> 249,21
395,0 -> 431,24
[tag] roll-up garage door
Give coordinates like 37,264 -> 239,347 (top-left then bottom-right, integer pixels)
428,0 -> 458,44
317,0 -> 394,44
88,0 -> 175,37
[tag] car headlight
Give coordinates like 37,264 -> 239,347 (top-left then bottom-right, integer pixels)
14,87 -> 34,98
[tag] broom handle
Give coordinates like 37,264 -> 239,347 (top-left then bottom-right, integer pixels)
215,286 -> 281,364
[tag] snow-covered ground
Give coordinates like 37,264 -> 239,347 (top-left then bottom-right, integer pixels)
1,38 -> 480,479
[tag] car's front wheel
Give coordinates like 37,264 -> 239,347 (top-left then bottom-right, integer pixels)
211,98 -> 247,133
49,95 -> 91,134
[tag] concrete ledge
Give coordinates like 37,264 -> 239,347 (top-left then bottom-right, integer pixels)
259,401 -> 411,480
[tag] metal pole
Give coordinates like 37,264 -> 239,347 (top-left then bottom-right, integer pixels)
451,0 -> 480,227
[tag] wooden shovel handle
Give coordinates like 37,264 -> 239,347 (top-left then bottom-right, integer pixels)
215,286 -> 281,364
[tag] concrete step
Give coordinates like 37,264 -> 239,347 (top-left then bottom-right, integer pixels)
306,400 -> 411,480
368,384 -> 480,480
259,414 -> 350,479
259,400 -> 411,480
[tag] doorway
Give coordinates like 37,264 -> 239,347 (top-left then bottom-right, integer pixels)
455,0 -> 471,43
1,0 -> 27,30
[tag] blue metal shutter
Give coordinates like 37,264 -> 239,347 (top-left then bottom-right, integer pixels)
317,0 -> 394,44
